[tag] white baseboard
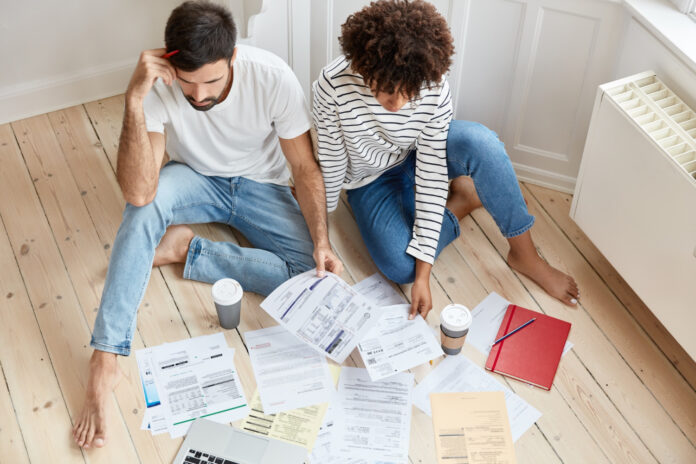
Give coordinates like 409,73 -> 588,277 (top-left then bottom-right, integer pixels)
0,59 -> 133,125
512,162 -> 577,194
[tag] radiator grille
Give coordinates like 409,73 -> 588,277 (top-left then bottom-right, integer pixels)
606,75 -> 696,181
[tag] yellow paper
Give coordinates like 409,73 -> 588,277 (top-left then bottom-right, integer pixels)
430,391 -> 517,464
239,389 -> 327,450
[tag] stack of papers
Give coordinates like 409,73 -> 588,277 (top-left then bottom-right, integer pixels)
135,333 -> 249,438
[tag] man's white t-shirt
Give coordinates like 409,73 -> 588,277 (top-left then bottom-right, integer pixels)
143,44 -> 311,185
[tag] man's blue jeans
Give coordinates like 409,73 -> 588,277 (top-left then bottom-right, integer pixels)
347,120 -> 535,284
91,162 -> 315,356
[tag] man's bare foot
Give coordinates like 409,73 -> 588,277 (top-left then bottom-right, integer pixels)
507,232 -> 579,306
153,224 -> 195,267
72,350 -> 122,449
446,176 -> 483,221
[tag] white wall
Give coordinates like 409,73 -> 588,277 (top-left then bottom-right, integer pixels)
615,15 -> 696,109
0,0 -> 302,125
0,0 -> 180,124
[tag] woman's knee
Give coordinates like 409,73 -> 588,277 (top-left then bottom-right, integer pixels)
448,121 -> 509,169
375,253 -> 415,284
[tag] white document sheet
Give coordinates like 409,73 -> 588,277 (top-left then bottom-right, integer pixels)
357,304 -> 443,381
333,367 -> 413,463
245,325 -> 335,414
468,292 -> 573,357
260,270 -> 379,363
412,355 -> 541,442
352,273 -> 407,306
149,333 -> 249,438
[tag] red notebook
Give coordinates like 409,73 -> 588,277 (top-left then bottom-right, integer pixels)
485,304 -> 571,390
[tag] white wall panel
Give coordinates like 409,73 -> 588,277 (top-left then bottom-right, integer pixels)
451,0 -> 526,134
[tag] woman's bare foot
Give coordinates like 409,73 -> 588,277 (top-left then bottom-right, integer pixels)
72,350 -> 122,449
446,176 -> 483,221
153,224 -> 195,267
506,232 -> 579,306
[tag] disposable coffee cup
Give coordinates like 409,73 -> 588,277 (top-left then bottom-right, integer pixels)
212,278 -> 243,330
440,304 -> 472,355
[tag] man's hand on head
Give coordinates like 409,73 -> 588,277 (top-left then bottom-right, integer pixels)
126,48 -> 177,104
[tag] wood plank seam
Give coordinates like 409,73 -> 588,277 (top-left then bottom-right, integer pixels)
524,184 -> 696,392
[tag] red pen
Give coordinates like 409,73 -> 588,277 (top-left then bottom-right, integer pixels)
162,49 -> 180,59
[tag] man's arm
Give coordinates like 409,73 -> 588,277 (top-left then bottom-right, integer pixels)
116,48 -> 175,206
279,132 -> 344,277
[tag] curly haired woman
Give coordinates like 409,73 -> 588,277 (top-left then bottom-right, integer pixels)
312,0 -> 579,319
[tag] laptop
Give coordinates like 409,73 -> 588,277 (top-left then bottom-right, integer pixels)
173,418 -> 307,464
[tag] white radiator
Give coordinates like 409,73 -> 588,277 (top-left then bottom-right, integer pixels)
571,71 -> 696,360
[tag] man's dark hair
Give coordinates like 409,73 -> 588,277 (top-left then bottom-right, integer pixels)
165,0 -> 237,71
339,0 -> 454,99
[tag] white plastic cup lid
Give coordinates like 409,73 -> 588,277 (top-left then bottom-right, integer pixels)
212,278 -> 243,306
440,304 -> 472,332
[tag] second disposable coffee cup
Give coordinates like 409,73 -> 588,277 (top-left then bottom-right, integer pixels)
212,278 -> 243,330
440,304 -> 472,355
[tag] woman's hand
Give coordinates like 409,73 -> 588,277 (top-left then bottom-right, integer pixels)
409,260 -> 433,320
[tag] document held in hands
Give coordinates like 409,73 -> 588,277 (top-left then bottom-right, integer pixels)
431,391 -> 517,464
358,304 -> 443,381
260,270 -> 378,363
245,325 -> 334,414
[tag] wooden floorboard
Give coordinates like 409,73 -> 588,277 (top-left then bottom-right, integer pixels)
0,96 -> 694,463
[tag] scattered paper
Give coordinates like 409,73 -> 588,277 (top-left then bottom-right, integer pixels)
239,389 -> 328,450
468,292 -> 573,356
357,304 -> 443,381
260,270 -> 378,363
412,355 -> 541,442
431,391 -> 517,464
245,325 -> 334,414
332,367 -> 413,463
135,333 -> 249,438
352,273 -> 407,306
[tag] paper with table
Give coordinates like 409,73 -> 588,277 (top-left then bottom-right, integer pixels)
357,304 -> 443,381
332,367 -> 413,463
245,325 -> 334,414
135,333 -> 249,438
468,292 -> 573,356
352,273 -> 407,306
431,391 -> 517,464
412,355 -> 541,442
260,270 -> 378,363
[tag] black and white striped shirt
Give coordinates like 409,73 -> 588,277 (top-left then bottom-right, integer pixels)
312,56 -> 453,264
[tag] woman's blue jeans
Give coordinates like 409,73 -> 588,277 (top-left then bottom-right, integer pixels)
347,120 -> 535,284
90,162 -> 315,356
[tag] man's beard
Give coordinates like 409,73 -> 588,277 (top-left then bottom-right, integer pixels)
184,68 -> 232,112
185,95 -> 219,112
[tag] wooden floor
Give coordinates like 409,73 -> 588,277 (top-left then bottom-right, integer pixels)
0,95 -> 695,464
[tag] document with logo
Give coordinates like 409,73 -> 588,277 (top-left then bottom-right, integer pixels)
136,333 -> 249,438
261,270 -> 378,363
412,355 -> 541,442
245,325 -> 334,414
358,304 -> 443,381
431,392 -> 517,464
